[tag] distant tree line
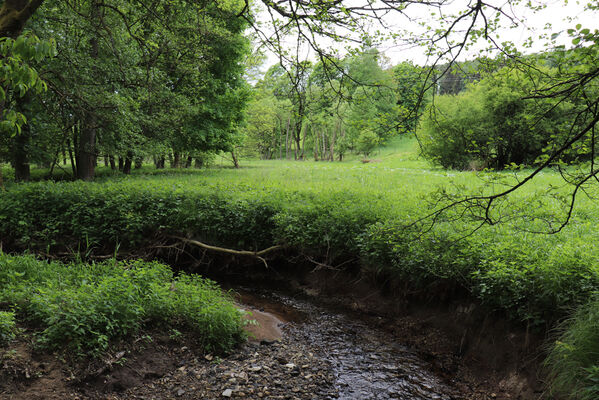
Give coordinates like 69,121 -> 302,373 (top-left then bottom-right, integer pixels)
241,47 -> 428,160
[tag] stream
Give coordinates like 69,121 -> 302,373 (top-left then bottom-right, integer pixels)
238,288 -> 459,400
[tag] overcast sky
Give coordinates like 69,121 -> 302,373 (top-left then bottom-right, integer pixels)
255,0 -> 598,70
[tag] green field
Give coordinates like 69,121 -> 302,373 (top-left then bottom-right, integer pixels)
2,136 -> 598,325
2,135 -> 599,397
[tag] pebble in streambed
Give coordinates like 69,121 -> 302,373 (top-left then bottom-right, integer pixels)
269,292 -> 457,400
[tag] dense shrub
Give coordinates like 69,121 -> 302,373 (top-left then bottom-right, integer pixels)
1,173 -> 598,328
0,254 -> 245,356
418,67 -> 580,170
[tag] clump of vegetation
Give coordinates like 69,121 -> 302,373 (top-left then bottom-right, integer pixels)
0,254 -> 245,356
418,67 -> 583,170
1,166 -> 598,327
545,297 -> 599,400
0,311 -> 17,346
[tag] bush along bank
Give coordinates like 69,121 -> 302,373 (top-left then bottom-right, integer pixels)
1,179 -> 598,327
0,254 -> 245,356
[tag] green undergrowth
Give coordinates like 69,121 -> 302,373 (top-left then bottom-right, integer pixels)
1,171 -> 598,327
0,254 -> 245,356
3,147 -> 599,397
545,296 -> 599,400
0,311 -> 16,346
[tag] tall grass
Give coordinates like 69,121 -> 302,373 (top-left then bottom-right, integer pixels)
545,297 -> 599,400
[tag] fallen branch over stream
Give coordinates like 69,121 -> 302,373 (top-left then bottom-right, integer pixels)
170,236 -> 285,267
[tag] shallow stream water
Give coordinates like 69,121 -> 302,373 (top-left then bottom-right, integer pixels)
238,289 -> 458,400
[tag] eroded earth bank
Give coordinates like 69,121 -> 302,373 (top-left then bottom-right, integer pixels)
1,264 -> 543,400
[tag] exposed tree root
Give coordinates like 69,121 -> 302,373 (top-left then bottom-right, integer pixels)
170,236 -> 285,268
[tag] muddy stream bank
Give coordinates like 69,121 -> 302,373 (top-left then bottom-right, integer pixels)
1,263 -> 543,400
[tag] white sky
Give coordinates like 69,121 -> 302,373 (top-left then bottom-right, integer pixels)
254,0 -> 598,70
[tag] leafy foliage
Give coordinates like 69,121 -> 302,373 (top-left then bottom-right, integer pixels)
0,254 -> 245,356
0,311 -> 16,347
546,297 -> 599,400
418,66 -> 588,170
2,156 -> 599,327
0,33 -> 55,135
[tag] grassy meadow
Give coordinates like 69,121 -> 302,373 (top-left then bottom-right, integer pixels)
1,135 -> 599,397
2,135 -> 598,324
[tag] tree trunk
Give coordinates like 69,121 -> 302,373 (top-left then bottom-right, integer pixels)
118,157 -> 124,171
194,158 -> 203,168
76,1 -> 99,181
13,123 -> 30,182
134,157 -> 143,169
231,151 -> 239,169
103,155 -> 109,167
155,156 -> 165,169
68,138 -> 77,177
122,151 -> 133,174
185,155 -> 192,168
314,132 -> 319,161
322,131 -> 326,161
0,0 -> 45,38
109,155 -> 116,170
13,94 -> 31,182
285,117 -> 290,160
329,125 -> 337,162
172,152 -> 180,168
279,126 -> 283,160
300,126 -> 306,160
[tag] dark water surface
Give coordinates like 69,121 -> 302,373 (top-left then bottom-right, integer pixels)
239,289 -> 458,400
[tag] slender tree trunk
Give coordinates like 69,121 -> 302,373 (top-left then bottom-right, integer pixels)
76,1 -> 100,181
285,117 -> 290,160
338,125 -> 346,162
103,155 -> 109,167
172,152 -> 180,168
185,155 -> 192,168
118,157 -> 124,171
293,126 -> 298,160
109,155 -> 116,170
155,156 -> 165,169
67,138 -> 77,177
13,124 -> 30,182
122,151 -> 133,174
13,94 -> 31,182
300,126 -> 306,160
322,131 -> 326,161
314,132 -> 319,161
48,145 -> 62,179
231,151 -> 239,169
279,128 -> 283,159
329,127 -> 337,162
294,132 -> 300,160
